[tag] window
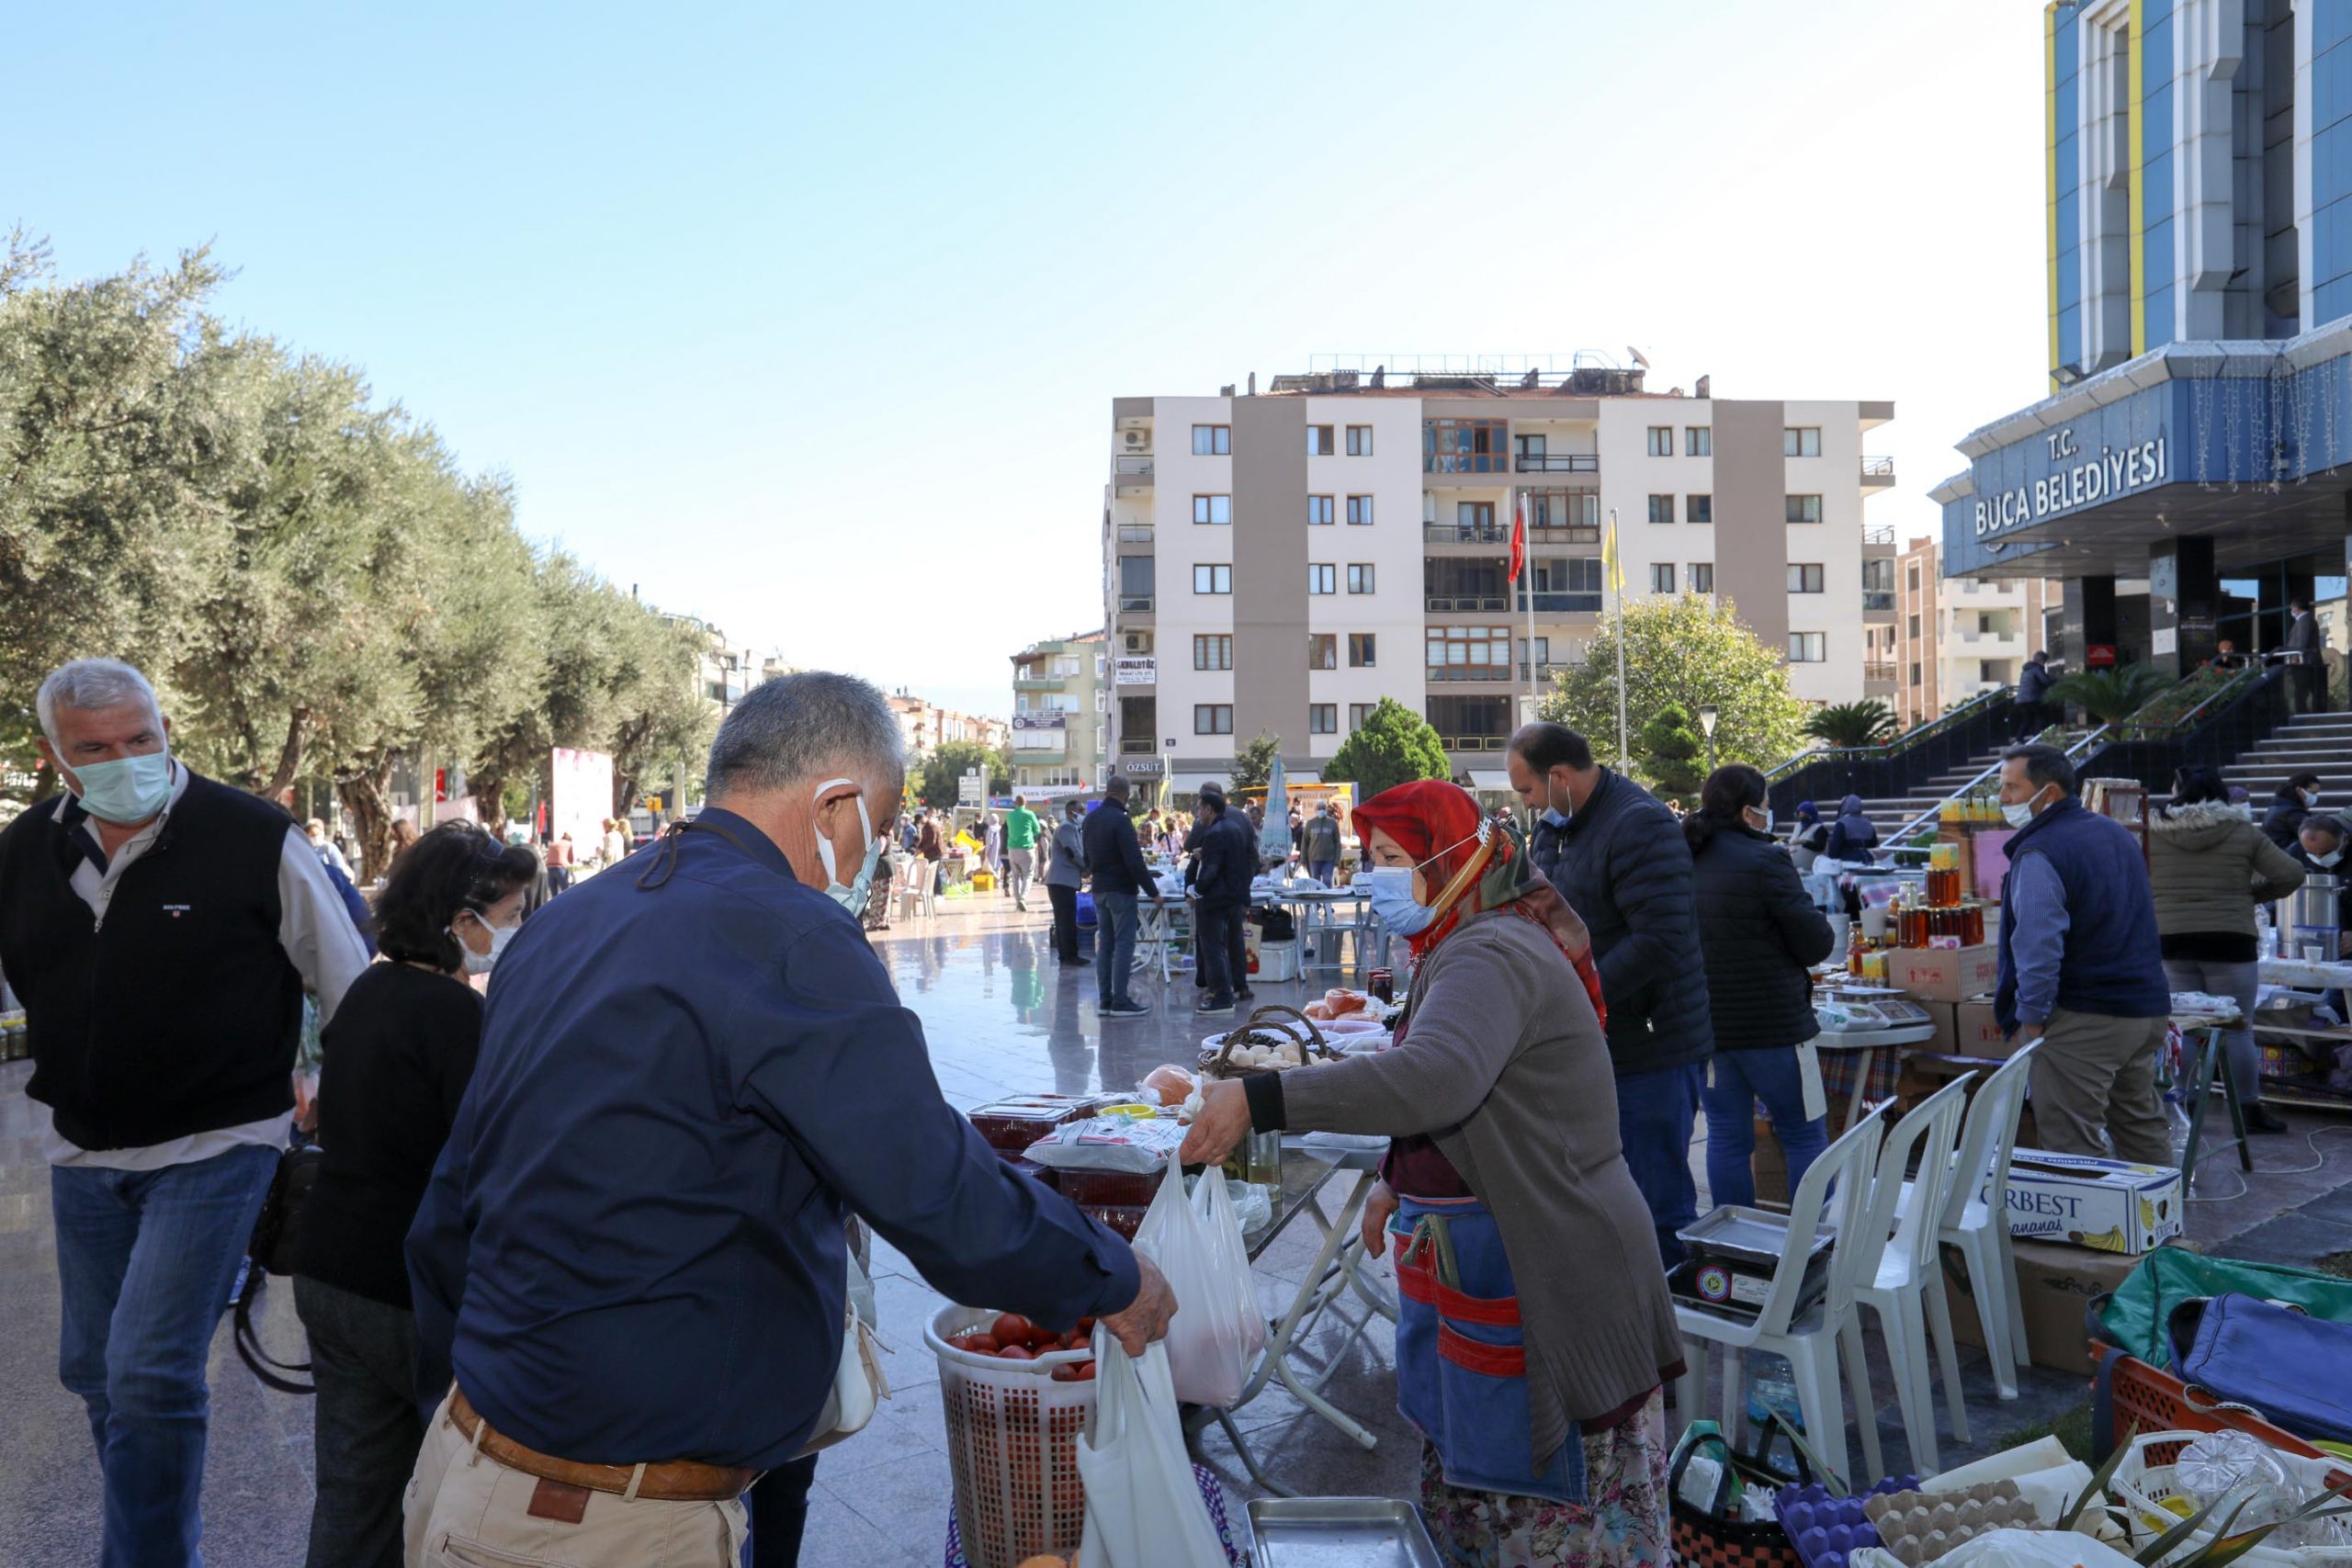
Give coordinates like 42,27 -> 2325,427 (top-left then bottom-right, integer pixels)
1193,635 -> 1231,671
1349,702 -> 1376,730
1686,493 -> 1713,524
1192,493 -> 1231,525
1192,423 -> 1231,456
1194,704 -> 1234,735
1530,489 -> 1600,530
1307,424 -> 1335,456
1647,493 -> 1674,524
1907,613 -> 1921,637
1518,636 -> 1551,667
1309,704 -> 1338,735
1783,426 -> 1821,457
1788,563 -> 1825,593
1348,633 -> 1377,667
1193,563 -> 1231,594
1426,625 -> 1517,678
1646,425 -> 1674,457
1686,426 -> 1712,457
1650,563 -> 1676,594
1862,558 -> 1895,592
1347,562 -> 1376,594
1423,416 -> 1510,473
1690,562 -> 1714,593
1308,563 -> 1336,595
1345,424 -> 1374,456
1345,494 -> 1374,525
1308,633 -> 1337,670
1785,493 -> 1823,524
1906,564 -> 1921,592
1118,556 -> 1154,608
1910,661 -> 1922,685
1306,493 -> 1335,526
1788,632 -> 1826,661
1565,558 -> 1605,594
1979,660 -> 2004,683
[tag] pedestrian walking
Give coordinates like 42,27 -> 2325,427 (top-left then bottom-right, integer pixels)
2287,597 -> 2331,714
1301,802 -> 1342,886
1994,744 -> 2176,1164
1081,777 -> 1162,1017
544,830 -> 575,895
598,818 -> 630,868
2148,764 -> 2306,1134
1510,722 -> 1713,1267
2013,649 -> 2056,740
1002,793 -> 1040,911
1823,793 -> 1879,864
309,817 -> 355,878
1686,766 -> 1837,1207
1043,799 -> 1089,965
982,811 -> 1004,887
405,673 -> 1174,1568
916,809 -> 945,915
0,658 -> 371,1568
294,823 -> 536,1568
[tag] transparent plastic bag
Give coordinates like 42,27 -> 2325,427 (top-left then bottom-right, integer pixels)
1132,1168 -> 1263,1408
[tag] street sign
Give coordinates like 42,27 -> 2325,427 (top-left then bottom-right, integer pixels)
957,770 -> 985,807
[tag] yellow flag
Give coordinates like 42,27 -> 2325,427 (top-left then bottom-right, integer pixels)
1601,513 -> 1623,593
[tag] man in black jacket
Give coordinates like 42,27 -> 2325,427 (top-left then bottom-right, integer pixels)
2265,772 -> 2324,851
1188,786 -> 1257,1015
1510,722 -> 1713,1267
2288,597 -> 2330,714
1081,778 -> 1162,1017
2013,650 -> 2056,741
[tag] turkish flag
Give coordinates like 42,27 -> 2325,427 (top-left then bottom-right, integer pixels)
1507,492 -> 1528,583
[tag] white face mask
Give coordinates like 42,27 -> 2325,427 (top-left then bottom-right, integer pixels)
2312,847 -> 2345,869
2304,789 -> 2322,808
811,777 -> 882,917
453,909 -> 517,976
2001,784 -> 2052,830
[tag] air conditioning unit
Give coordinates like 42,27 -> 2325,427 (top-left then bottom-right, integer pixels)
1121,430 -> 1147,449
1123,632 -> 1153,654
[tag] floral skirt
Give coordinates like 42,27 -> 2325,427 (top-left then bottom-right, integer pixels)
1417,1391 -> 1669,1568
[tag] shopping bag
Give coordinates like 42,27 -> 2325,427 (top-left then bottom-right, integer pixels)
1075,1336 -> 1228,1568
1132,1169 -> 1261,1408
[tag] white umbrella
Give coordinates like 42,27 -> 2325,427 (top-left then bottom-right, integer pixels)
1260,756 -> 1293,863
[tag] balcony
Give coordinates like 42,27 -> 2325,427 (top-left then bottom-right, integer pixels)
1520,660 -> 1567,681
1423,454 -> 1513,477
1520,592 -> 1603,614
1116,524 -> 1154,545
1114,454 -> 1155,493
1426,666 -> 1518,683
1422,523 -> 1601,547
1863,660 -> 1898,686
1862,524 -> 1895,549
1013,676 -> 1064,692
1514,453 -> 1600,474
1860,455 -> 1895,488
1117,595 -> 1155,614
1861,591 -> 1896,615
1425,594 -> 1511,613
1437,735 -> 1511,751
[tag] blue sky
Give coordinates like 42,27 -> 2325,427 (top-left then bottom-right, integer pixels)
10,1 -> 2047,720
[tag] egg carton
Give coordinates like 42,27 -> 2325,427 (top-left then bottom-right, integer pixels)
1860,1481 -> 2046,1567
1774,1473 -> 1921,1568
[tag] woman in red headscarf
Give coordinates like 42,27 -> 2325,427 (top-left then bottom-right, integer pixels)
1182,779 -> 1682,1567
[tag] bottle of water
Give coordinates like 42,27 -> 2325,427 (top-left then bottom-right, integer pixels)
1746,1352 -> 1805,1433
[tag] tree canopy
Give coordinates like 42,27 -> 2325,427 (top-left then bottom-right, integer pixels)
916,739 -> 1012,810
1322,697 -> 1450,802
1230,731 -> 1282,792
1543,595 -> 1810,783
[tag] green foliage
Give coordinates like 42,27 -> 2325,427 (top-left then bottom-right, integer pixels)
2049,663 -> 2175,726
1322,697 -> 1450,802
2115,661 -> 2229,731
1638,702 -> 1705,802
1804,699 -> 1900,749
1544,596 -> 1811,773
1230,731 -> 1282,791
916,739 -> 1012,809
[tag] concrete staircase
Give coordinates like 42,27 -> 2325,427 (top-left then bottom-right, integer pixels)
2221,712 -> 2352,806
1843,747 -> 2015,841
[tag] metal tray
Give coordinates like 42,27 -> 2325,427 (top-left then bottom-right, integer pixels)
1677,1205 -> 1834,1269
1248,1496 -> 1443,1568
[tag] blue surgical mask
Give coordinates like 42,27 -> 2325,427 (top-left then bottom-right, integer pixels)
70,750 -> 175,825
813,778 -> 882,917
1364,866 -> 1435,937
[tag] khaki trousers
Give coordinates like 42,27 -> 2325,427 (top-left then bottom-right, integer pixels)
2025,1009 -> 2175,1168
404,1390 -> 747,1568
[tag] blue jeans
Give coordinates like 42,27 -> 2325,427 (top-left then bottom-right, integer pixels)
1615,1062 -> 1705,1269
1310,860 -> 1338,886
1702,1048 -> 1830,1211
51,1141 -> 281,1568
1094,890 -> 1140,1006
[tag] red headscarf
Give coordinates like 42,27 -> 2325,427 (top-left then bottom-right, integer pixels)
1351,780 -> 1606,1027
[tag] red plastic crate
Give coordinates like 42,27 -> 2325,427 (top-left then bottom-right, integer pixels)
2091,1343 -> 2337,1471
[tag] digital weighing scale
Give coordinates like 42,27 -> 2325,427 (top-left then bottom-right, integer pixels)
1815,984 -> 1936,1032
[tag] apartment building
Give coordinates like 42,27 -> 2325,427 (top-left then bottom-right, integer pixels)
1010,630 -> 1108,793
887,692 -> 1009,757
1102,361 -> 1897,788
1892,536 -> 2059,726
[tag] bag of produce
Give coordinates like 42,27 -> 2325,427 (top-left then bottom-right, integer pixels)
1131,1168 -> 1262,1408
1075,1336 -> 1228,1568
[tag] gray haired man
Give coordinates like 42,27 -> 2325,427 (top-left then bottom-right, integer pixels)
0,657 -> 371,1567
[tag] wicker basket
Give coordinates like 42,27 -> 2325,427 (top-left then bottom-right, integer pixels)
1196,1004 -> 1343,1078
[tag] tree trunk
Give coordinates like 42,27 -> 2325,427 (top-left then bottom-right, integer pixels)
474,771 -> 509,840
336,752 -> 399,883
255,707 -> 311,801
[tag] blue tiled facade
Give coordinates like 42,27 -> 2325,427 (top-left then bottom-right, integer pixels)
2141,0 -> 2176,354
2052,2 -> 2084,376
2314,5 -> 2352,327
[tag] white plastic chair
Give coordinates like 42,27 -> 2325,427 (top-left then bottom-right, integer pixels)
1895,1044 -> 2040,1401
1674,1111 -> 1887,1492
1844,1074 -> 1974,1481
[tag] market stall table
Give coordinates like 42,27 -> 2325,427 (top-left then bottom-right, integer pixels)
1253,885 -> 1381,976
1813,1020 -> 1937,1131
2171,1009 -> 2254,1191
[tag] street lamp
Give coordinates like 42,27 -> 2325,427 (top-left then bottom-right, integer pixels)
1697,704 -> 1719,773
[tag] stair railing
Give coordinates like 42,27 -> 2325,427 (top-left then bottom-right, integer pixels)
1763,685 -> 2013,784
1879,724 -> 2111,860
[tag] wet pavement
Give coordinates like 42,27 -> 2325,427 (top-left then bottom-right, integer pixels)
7,892 -> 2352,1563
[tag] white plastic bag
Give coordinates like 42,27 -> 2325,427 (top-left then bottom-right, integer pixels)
1133,1169 -> 1265,1407
1076,1336 -> 1227,1568
1930,1529 -> 2137,1567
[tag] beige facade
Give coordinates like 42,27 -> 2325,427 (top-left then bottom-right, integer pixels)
1892,535 -> 2059,726
888,693 -> 1008,757
1009,630 -> 1108,791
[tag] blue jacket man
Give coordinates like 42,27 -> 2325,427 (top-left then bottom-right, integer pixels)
1188,787 -> 1258,1013
1080,777 -> 1161,1014
1993,743 -> 2174,1166
405,673 -> 1173,1568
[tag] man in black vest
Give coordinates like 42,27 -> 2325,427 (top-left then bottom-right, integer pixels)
0,658 -> 370,1568
1992,743 -> 2175,1165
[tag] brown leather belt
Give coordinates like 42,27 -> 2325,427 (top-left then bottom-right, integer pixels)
449,1388 -> 757,1503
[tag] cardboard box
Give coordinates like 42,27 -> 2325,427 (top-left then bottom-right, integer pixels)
1941,1236 -> 2184,1375
1987,1148 -> 2184,1254
1887,943 -> 2001,1004
1953,997 -> 2013,1055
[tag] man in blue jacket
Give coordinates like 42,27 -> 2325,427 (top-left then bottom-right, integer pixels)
1188,784 -> 1258,1016
1081,776 -> 1163,1017
404,673 -> 1173,1568
1994,743 -> 2175,1165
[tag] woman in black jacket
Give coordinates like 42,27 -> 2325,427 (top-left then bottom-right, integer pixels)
1687,764 -> 1838,1208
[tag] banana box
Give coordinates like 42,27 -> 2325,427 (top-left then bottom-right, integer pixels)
1982,1148 -> 2182,1254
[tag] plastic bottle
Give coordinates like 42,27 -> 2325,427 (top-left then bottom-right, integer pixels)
1746,1353 -> 1806,1432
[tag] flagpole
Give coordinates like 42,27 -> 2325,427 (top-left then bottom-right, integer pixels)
1521,490 -> 1538,721
1610,507 -> 1629,766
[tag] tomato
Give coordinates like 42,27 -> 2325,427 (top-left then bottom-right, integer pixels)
1025,1326 -> 1056,1351
1049,1362 -> 1081,1382
991,1313 -> 1033,1347
957,1332 -> 1000,1356
1075,1316 -> 1096,1335
1075,1359 -> 1097,1380
996,1345 -> 1035,1361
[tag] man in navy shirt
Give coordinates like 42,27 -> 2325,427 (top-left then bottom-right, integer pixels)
404,672 -> 1173,1568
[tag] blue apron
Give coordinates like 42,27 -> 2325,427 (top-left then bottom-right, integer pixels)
1392,1191 -> 1587,1505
